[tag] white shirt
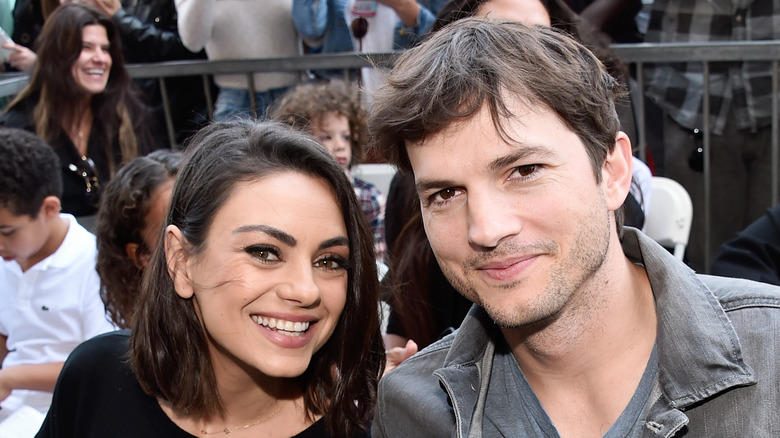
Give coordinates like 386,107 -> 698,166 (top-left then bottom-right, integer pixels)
0,214 -> 115,415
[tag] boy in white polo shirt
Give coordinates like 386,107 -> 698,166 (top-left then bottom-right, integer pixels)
0,128 -> 115,419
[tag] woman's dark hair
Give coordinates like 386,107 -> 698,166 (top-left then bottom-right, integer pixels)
130,121 -> 384,436
6,2 -> 151,174
96,150 -> 182,329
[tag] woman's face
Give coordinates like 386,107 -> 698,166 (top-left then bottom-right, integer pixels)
71,24 -> 112,96
169,172 -> 350,380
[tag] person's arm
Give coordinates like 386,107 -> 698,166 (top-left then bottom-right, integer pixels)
0,334 -> 8,365
378,0 -> 419,27
80,0 -> 202,63
382,0 -> 445,49
0,362 -> 65,401
292,0 -> 330,48
173,0 -> 215,52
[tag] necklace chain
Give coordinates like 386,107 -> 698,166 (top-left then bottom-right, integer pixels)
199,403 -> 282,435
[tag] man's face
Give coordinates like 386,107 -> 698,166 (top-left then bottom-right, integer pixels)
408,103 -> 623,329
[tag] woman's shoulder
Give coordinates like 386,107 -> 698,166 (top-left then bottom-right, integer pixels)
63,330 -> 130,375
0,98 -> 36,130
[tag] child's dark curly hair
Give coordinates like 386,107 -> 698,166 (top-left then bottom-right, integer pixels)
270,80 -> 368,168
0,128 -> 62,217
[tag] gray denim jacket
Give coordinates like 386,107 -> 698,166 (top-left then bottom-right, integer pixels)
373,228 -> 780,437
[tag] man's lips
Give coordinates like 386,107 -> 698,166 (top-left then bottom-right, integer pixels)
475,255 -> 540,282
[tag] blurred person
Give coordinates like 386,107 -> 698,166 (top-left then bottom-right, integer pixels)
271,80 -> 386,261
711,204 -> 780,286
0,2 -> 155,218
36,120 -> 384,437
3,0 -> 59,72
0,128 -> 114,421
645,0 -> 780,272
175,0 -> 299,121
293,0 -> 447,62
95,149 -> 182,329
80,0 -> 213,145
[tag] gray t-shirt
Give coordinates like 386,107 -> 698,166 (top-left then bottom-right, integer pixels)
482,341 -> 659,437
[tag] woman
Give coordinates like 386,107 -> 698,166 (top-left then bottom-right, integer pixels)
36,121 -> 384,437
0,2 -> 154,217
96,149 -> 182,329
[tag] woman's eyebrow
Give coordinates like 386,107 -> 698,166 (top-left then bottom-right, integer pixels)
319,236 -> 349,251
233,224 -> 296,246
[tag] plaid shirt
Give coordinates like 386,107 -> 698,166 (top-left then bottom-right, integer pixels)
352,176 -> 386,261
644,0 -> 778,134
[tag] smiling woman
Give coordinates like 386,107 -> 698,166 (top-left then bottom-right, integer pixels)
0,3 -> 155,217
36,121 -> 385,438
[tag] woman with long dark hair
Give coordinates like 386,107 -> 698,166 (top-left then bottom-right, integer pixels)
0,2 -> 154,217
37,121 -> 384,437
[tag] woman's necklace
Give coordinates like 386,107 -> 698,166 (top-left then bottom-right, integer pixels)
199,403 -> 283,435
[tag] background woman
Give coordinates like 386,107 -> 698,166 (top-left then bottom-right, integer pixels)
96,149 -> 182,329
0,2 -> 154,217
36,121 -> 384,437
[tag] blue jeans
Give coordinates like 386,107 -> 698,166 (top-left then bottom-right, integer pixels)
213,86 -> 291,121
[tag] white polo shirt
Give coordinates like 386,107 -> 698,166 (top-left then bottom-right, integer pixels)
0,213 -> 115,414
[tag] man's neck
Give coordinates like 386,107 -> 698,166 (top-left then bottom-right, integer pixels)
501,241 -> 657,438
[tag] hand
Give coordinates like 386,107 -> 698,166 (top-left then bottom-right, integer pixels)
383,339 -> 418,375
79,0 -> 121,16
4,43 -> 37,72
376,0 -> 420,27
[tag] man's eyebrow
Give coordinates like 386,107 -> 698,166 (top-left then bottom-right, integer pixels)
415,145 -> 557,194
415,178 -> 459,195
488,145 -> 556,172
233,224 -> 296,246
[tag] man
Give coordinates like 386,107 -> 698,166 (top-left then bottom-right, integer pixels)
369,19 -> 780,437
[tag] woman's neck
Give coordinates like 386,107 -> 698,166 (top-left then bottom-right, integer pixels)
64,104 -> 93,157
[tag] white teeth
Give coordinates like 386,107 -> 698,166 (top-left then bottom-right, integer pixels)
86,69 -> 105,75
251,315 -> 310,336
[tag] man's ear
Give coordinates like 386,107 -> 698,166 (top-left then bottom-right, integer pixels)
164,224 -> 194,299
40,196 -> 61,219
125,243 -> 151,270
602,131 -> 633,212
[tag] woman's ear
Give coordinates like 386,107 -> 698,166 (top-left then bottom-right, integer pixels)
165,224 -> 194,299
601,131 -> 634,212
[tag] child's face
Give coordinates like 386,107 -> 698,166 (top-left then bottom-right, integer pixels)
0,205 -> 51,269
310,111 -> 352,170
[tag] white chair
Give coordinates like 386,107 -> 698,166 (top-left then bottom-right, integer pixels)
352,163 -> 397,195
643,176 -> 693,260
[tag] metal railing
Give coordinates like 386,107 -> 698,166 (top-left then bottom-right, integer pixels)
1,42 -> 778,269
